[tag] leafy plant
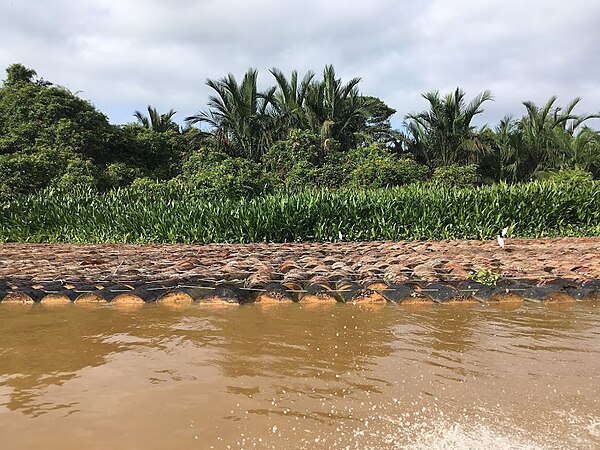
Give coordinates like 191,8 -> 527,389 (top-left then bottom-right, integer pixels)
0,180 -> 598,243
468,269 -> 502,286
432,164 -> 480,187
346,144 -> 429,188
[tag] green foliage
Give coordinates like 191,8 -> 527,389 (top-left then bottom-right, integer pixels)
283,161 -> 320,191
263,130 -> 322,171
0,151 -> 59,197
186,65 -> 398,160
186,69 -> 274,161
1,181 -> 597,243
3,63 -> 38,87
404,88 -> 494,167
262,130 -> 323,189
496,98 -> 600,181
432,164 -> 480,187
53,159 -> 99,190
1,63 -> 600,208
119,125 -> 185,179
359,96 -> 400,145
263,137 -> 428,190
538,168 -> 594,185
102,162 -> 142,188
0,76 -> 118,163
0,65 -> 190,196
346,144 -> 429,188
134,105 -> 179,132
468,269 -> 501,286
181,147 -> 271,198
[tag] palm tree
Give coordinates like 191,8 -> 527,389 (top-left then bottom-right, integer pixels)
501,96 -> 600,181
401,120 -> 430,165
269,68 -> 314,134
185,69 -> 275,161
302,65 -> 380,150
404,88 -> 494,167
494,115 -> 527,181
553,126 -> 600,173
134,106 -> 179,132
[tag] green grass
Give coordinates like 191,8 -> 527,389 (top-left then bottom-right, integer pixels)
0,181 -> 598,243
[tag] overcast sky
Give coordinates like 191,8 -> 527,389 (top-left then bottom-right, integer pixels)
1,0 -> 599,129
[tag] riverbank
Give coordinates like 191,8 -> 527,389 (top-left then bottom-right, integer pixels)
1,237 -> 599,282
1,238 -> 598,304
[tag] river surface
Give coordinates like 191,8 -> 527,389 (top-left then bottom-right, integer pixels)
0,302 -> 599,449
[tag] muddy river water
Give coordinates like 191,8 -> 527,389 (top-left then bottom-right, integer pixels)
0,302 -> 599,449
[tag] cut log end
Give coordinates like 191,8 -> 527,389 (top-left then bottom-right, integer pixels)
346,291 -> 387,304
40,294 -> 72,305
1,292 -> 35,304
111,293 -> 145,305
156,291 -> 194,305
299,293 -> 338,304
74,293 -> 108,304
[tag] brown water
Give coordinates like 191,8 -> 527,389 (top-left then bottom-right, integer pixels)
0,302 -> 599,449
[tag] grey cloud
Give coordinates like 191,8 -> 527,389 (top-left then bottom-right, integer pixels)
0,0 -> 599,129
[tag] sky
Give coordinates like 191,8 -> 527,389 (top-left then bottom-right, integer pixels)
1,0 -> 599,129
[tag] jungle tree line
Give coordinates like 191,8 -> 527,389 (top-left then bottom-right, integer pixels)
156,65 -> 600,183
0,63 -> 599,198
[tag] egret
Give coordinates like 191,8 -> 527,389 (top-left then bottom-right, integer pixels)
497,226 -> 508,249
497,234 -> 505,249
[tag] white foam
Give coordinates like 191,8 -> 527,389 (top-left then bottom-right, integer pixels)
405,421 -> 546,450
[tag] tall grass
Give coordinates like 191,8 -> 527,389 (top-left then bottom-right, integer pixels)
0,181 -> 598,243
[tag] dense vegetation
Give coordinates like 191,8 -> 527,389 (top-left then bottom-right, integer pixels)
0,63 -> 598,243
1,63 -> 599,199
1,181 -> 597,243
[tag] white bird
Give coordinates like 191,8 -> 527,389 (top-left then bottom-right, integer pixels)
497,226 -> 508,249
338,230 -> 343,241
497,234 -> 505,249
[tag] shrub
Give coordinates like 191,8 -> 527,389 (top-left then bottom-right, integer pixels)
182,147 -> 271,198
432,164 -> 480,187
346,144 -> 429,188
103,162 -> 142,188
544,168 -> 594,185
263,130 -> 322,175
285,161 -> 320,191
119,125 -> 185,179
53,159 -> 99,190
0,149 -> 69,196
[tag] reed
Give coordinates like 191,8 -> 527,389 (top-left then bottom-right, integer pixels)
0,181 -> 598,243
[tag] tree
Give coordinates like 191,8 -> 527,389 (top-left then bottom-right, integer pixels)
302,65 -> 379,150
496,97 -> 600,180
269,68 -> 315,134
133,105 -> 179,132
0,66 -> 119,164
0,64 -> 192,194
3,63 -> 37,87
119,125 -> 187,180
404,88 -> 494,167
556,126 -> 600,175
186,69 -> 275,161
356,95 -> 402,147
